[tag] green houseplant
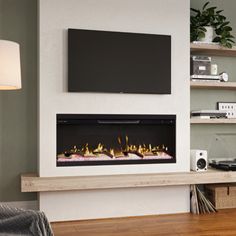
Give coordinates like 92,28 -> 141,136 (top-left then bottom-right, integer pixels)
190,2 -> 235,48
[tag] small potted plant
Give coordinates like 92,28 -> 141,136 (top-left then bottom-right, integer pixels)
190,2 -> 235,48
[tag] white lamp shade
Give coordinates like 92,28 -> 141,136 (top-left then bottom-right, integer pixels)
0,40 -> 21,90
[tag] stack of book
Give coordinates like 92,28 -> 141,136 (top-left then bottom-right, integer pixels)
190,74 -> 221,82
190,185 -> 217,214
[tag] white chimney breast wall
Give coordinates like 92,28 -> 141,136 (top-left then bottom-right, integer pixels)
39,0 -> 190,221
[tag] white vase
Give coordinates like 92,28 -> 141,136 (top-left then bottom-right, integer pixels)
199,26 -> 214,43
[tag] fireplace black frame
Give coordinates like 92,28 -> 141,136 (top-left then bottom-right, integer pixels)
57,114 -> 176,166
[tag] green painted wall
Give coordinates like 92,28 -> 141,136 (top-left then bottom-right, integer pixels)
0,0 -> 37,201
191,0 -> 236,159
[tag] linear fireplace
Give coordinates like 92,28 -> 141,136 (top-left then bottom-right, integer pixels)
57,114 -> 176,166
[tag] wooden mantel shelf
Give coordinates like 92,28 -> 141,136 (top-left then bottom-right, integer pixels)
21,169 -> 236,193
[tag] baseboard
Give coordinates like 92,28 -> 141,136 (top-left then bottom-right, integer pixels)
0,200 -> 38,210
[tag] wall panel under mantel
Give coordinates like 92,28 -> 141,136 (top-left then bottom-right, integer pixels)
39,0 -> 190,221
41,186 -> 190,222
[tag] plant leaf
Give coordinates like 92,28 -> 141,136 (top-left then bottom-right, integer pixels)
207,7 -> 217,11
219,15 -> 226,21
215,28 -> 222,35
223,26 -> 232,32
199,26 -> 207,32
190,8 -> 200,13
213,36 -> 221,42
221,31 -> 230,38
220,21 -> 230,27
226,42 -> 232,48
227,39 -> 235,43
216,10 -> 224,14
203,1 -> 210,10
190,16 -> 198,24
220,38 -> 227,44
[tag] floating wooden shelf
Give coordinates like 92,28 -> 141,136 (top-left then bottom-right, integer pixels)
190,81 -> 236,90
21,169 -> 236,193
190,43 -> 236,57
191,118 -> 236,124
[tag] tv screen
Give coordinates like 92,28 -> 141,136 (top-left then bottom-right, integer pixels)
68,29 -> 171,94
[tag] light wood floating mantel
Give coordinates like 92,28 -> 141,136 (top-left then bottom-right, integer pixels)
191,118 -> 236,124
21,170 -> 236,193
190,43 -> 236,57
190,81 -> 236,90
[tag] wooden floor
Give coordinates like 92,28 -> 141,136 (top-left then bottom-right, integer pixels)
51,209 -> 236,236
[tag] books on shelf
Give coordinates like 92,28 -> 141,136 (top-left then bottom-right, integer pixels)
191,110 -> 227,119
190,75 -> 221,82
190,185 -> 217,214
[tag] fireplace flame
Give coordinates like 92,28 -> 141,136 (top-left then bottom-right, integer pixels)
61,136 -> 170,159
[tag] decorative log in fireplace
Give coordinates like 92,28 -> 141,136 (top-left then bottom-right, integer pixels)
57,114 -> 176,166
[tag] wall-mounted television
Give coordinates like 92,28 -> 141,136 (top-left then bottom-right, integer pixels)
68,28 -> 171,94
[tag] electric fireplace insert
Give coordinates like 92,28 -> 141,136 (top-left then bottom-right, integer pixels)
57,114 -> 176,166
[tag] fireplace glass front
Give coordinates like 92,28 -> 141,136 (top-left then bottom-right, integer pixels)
57,114 -> 176,166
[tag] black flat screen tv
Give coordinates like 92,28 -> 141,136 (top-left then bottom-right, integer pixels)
68,28 -> 171,94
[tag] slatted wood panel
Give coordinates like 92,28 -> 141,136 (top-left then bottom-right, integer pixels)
21,169 -> 236,192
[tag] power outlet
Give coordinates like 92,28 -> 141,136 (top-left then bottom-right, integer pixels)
217,102 -> 236,111
225,110 -> 236,118
217,102 -> 236,118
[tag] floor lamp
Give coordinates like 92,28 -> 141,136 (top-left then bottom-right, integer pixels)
0,39 -> 21,195
0,40 -> 21,90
